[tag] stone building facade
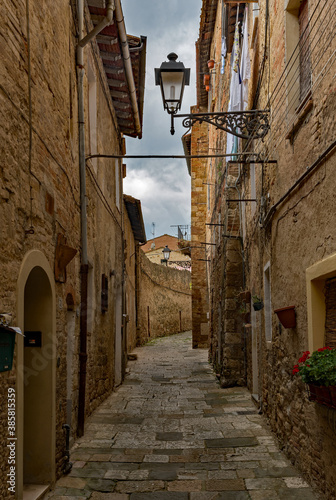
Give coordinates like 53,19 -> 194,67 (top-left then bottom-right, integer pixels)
142,234 -> 191,270
192,0 -> 336,497
0,1 -> 145,498
123,194 -> 147,353
183,117 -> 210,349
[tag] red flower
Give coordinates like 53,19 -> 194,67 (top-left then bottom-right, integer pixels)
298,351 -> 310,363
292,365 -> 300,375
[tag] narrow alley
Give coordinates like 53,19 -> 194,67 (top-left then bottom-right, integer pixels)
44,332 -> 319,500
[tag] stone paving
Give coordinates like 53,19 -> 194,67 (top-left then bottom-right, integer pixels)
44,331 -> 321,500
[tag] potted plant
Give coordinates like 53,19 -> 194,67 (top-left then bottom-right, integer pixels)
292,347 -> 336,408
252,295 -> 264,311
238,303 -> 250,324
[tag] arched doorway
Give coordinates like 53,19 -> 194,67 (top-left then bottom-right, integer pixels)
17,251 -> 56,499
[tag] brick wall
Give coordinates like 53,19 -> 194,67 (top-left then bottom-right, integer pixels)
190,107 -> 209,348
138,251 -> 192,344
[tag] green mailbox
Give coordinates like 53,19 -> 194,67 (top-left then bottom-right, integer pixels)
0,325 -> 16,372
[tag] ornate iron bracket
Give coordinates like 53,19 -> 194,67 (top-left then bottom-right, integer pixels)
171,110 -> 270,139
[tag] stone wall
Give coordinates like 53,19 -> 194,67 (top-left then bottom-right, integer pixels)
123,199 -> 138,353
196,0 -> 336,497
190,109 -> 209,348
0,1 -> 124,495
138,251 -> 192,344
201,3 -> 245,385
243,1 -> 336,497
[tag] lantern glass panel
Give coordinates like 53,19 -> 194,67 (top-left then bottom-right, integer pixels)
161,71 -> 184,113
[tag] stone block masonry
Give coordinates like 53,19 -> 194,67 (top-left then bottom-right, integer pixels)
190,108 -> 210,348
0,0 -> 125,496
43,332 -> 319,500
138,251 -> 191,344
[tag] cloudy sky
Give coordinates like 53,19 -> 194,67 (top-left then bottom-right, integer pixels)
122,0 -> 202,240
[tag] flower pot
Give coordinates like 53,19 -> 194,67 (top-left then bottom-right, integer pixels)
307,384 -> 333,407
203,74 -> 210,85
253,301 -> 264,311
205,85 -> 210,92
207,59 -> 215,69
307,384 -> 319,402
274,306 -> 296,328
329,386 -> 336,408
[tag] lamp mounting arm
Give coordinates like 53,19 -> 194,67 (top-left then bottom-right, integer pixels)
172,110 -> 270,139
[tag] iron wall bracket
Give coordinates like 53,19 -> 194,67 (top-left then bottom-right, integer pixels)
172,110 -> 270,139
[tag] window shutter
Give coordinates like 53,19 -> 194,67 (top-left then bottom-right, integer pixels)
324,277 -> 336,349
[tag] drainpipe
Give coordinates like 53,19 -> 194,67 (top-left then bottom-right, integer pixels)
114,0 -> 141,137
76,0 -> 115,438
77,1 -> 115,55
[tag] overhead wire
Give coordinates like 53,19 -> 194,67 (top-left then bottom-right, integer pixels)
86,163 -> 122,230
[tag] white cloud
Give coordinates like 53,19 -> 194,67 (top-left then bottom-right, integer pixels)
121,0 -> 201,238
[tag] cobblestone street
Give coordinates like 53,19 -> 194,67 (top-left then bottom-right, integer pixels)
44,332 -> 320,500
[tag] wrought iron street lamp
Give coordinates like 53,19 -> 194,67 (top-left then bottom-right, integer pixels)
155,54 -> 270,139
155,53 -> 190,135
162,245 -> 171,266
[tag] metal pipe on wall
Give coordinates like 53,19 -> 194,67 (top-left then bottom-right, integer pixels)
78,1 -> 115,52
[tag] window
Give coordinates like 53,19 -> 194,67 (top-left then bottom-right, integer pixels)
298,0 -> 311,102
306,252 -> 336,351
285,0 -> 311,120
324,278 -> 336,349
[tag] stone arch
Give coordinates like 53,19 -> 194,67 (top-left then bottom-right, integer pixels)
16,250 -> 56,498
